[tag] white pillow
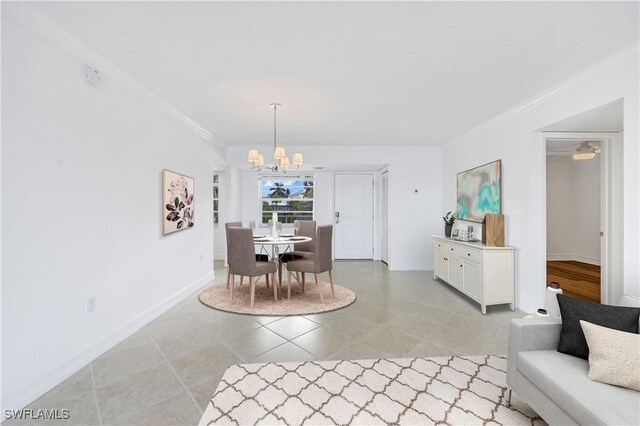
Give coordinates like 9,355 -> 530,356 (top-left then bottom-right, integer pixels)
580,320 -> 640,391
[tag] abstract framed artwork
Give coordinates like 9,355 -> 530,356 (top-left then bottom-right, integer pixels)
162,169 -> 194,235
456,160 -> 501,223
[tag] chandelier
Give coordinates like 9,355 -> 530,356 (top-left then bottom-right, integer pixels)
248,103 -> 303,173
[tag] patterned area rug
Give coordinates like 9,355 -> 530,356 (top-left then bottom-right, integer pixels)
199,281 -> 356,316
199,355 -> 546,425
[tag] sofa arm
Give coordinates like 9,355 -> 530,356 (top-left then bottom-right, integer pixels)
506,317 -> 563,389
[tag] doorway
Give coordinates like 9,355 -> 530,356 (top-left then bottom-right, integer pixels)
334,173 -> 374,259
546,139 -> 602,302
212,171 -> 225,264
544,133 -> 621,304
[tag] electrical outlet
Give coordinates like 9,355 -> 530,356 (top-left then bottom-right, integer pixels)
85,296 -> 96,314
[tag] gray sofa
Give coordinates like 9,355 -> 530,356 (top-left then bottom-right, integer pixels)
507,316 -> 640,425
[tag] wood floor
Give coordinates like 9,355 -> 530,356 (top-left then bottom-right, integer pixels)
547,260 -> 600,303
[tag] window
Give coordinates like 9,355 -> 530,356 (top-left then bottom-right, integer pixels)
260,176 -> 314,225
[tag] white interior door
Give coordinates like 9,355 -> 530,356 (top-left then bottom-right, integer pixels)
381,173 -> 389,264
334,174 -> 374,259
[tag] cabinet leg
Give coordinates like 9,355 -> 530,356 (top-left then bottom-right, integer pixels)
510,302 -> 515,311
481,304 -> 487,315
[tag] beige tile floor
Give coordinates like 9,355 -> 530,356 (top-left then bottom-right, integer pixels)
7,261 -> 525,425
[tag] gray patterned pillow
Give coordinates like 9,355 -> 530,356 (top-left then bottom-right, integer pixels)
580,320 -> 640,391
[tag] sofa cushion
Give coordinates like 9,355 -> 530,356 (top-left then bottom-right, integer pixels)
518,350 -> 640,426
556,294 -> 640,359
581,321 -> 640,391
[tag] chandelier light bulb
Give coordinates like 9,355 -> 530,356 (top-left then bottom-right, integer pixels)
248,149 -> 260,163
274,146 -> 286,160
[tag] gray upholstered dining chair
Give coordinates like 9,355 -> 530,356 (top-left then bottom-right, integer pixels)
278,220 -> 316,285
285,224 -> 334,302
227,227 -> 277,307
225,221 -> 269,289
225,222 -> 242,289
290,220 -> 317,258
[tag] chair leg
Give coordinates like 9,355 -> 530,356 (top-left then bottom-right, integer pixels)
287,271 -> 292,300
278,262 -> 283,289
250,277 -> 256,308
266,273 -> 270,289
240,276 -> 244,286
301,272 -> 306,293
230,276 -> 235,304
226,267 -> 231,289
329,269 -> 335,297
315,273 -> 323,303
272,273 -> 277,301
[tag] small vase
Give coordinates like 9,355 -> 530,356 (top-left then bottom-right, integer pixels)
445,224 -> 452,237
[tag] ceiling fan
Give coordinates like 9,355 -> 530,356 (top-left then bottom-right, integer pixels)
547,140 -> 601,160
572,141 -> 601,160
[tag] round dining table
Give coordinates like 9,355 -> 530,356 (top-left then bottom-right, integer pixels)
253,234 -> 312,288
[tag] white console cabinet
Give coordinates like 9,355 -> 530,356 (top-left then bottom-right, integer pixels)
433,236 -> 515,314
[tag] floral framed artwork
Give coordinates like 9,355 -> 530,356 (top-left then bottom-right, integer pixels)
456,159 -> 501,223
162,169 -> 194,235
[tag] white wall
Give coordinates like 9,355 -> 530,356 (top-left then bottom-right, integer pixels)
1,16 -> 222,410
547,157 -> 601,265
441,46 -> 639,313
226,145 -> 442,271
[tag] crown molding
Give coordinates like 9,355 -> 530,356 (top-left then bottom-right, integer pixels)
443,42 -> 639,150
226,144 -> 441,153
2,2 -> 214,143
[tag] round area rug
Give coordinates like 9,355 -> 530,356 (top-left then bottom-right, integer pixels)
199,280 -> 356,316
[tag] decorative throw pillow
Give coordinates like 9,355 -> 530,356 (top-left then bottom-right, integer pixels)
580,320 -> 640,391
556,294 -> 640,359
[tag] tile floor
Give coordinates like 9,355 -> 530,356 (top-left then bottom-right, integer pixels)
7,261 -> 525,425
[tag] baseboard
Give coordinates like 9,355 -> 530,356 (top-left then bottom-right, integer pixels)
1,271 -> 214,412
547,254 -> 600,266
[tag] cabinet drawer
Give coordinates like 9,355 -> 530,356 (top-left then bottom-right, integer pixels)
435,241 -> 454,253
459,248 -> 482,263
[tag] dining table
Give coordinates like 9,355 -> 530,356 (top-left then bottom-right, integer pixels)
253,234 -> 312,289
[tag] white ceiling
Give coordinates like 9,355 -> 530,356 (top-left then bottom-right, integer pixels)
31,1 -> 639,147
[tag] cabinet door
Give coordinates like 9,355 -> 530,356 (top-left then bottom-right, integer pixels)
435,250 -> 449,281
462,260 -> 482,302
448,255 -> 462,289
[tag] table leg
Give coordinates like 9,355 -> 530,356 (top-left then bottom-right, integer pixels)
272,244 -> 281,299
